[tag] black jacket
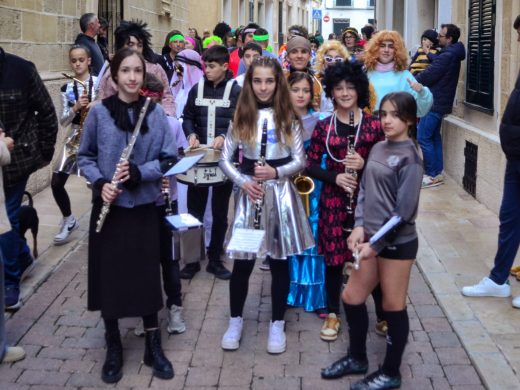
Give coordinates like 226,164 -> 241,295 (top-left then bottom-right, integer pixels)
499,69 -> 520,160
0,48 -> 58,186
415,42 -> 466,115
74,33 -> 104,76
182,71 -> 241,144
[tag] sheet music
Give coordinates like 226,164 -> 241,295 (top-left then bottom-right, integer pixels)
227,228 -> 265,253
165,213 -> 203,229
164,154 -> 204,176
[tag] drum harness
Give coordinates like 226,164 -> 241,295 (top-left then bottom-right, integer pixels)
195,78 -> 235,144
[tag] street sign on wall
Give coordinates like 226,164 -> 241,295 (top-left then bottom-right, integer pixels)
323,15 -> 330,22
312,9 -> 322,20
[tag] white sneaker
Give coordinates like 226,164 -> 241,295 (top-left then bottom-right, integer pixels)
134,319 -> 145,337
422,174 -> 444,189
461,277 -> 511,297
221,317 -> 243,350
167,304 -> 186,334
512,296 -> 520,309
1,346 -> 25,363
53,216 -> 79,245
267,320 -> 286,354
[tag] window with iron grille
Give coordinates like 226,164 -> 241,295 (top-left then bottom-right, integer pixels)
335,0 -> 353,7
249,0 -> 255,22
466,0 -> 495,112
98,0 -> 124,53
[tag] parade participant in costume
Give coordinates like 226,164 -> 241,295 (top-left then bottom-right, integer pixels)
158,30 -> 185,83
133,73 -> 186,338
236,28 -> 278,76
408,29 -> 439,76
229,23 -> 259,77
181,45 -> 241,280
285,36 -> 322,111
77,48 -> 176,384
52,45 -> 97,245
314,40 -> 350,112
97,20 -> 176,116
219,56 -> 313,354
172,49 -> 204,117
278,25 -> 309,71
235,42 -> 262,87
341,27 -> 360,62
307,61 -> 384,343
184,36 -> 197,51
364,30 -> 432,117
286,71 -> 326,313
322,92 -> 423,390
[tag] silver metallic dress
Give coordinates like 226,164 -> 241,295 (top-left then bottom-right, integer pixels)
54,77 -> 98,175
219,108 -> 314,260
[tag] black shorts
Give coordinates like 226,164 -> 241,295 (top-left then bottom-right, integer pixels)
378,238 -> 418,260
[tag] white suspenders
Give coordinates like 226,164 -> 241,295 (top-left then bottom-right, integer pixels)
195,79 -> 234,144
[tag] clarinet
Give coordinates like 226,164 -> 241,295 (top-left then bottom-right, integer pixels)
95,97 -> 152,233
344,111 -> 358,234
163,177 -> 174,216
253,119 -> 268,230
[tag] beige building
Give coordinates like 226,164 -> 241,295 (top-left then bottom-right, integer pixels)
0,0 -> 190,192
376,0 -> 520,214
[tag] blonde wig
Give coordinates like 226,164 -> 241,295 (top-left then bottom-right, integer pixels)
364,30 -> 409,72
314,40 -> 350,75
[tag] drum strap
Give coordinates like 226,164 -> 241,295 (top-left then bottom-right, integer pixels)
195,79 -> 234,144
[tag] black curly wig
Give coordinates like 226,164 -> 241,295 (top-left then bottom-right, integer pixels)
114,20 -> 155,63
322,61 -> 370,109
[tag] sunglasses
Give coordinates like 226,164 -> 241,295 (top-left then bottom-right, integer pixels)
324,55 -> 344,63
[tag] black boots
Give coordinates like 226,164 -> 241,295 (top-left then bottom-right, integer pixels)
102,330 -> 123,383
144,329 -> 174,379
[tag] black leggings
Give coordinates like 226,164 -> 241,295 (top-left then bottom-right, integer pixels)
230,257 -> 289,321
103,313 -> 159,333
51,172 -> 71,217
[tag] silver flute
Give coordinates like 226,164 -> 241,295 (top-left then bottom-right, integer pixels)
95,97 -> 152,233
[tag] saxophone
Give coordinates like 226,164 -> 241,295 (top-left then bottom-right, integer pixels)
344,111 -> 358,234
62,73 -> 89,150
95,97 -> 152,233
253,119 -> 268,230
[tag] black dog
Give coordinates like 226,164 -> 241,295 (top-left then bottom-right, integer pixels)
18,191 -> 39,258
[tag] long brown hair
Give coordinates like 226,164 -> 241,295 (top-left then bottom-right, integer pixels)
233,56 -> 298,146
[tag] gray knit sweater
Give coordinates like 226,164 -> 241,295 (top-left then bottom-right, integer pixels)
78,101 -> 176,208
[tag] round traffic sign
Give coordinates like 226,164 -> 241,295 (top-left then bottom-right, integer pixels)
323,15 -> 330,22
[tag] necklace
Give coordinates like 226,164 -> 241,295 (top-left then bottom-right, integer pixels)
325,108 -> 363,163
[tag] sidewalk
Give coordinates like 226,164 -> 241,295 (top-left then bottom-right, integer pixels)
0,174 -> 498,389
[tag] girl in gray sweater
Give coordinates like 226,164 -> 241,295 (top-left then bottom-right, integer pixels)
328,92 -> 423,390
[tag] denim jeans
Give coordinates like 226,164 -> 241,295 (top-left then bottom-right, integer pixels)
490,160 -> 520,285
0,177 -> 31,289
418,111 -> 444,177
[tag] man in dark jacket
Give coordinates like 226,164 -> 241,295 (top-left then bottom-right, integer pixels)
462,15 -> 520,306
0,47 -> 58,309
181,45 -> 241,280
74,13 -> 104,76
416,24 -> 466,188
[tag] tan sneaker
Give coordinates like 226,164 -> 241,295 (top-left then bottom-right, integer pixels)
375,320 -> 388,337
1,346 -> 25,363
320,313 -> 341,341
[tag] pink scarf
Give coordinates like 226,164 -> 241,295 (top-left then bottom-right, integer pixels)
375,61 -> 395,72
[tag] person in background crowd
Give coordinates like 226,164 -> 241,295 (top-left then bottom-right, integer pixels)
229,23 -> 259,77
181,45 -> 241,280
97,17 -> 110,61
364,30 -> 433,118
328,33 -> 337,40
461,15 -> 520,305
0,123 -> 26,364
202,29 -> 211,40
203,35 -> 223,50
78,48 -> 176,384
307,61 -> 384,345
286,71 -> 327,314
173,49 -> 204,117
236,28 -> 277,75
360,25 -> 375,45
184,36 -> 197,52
188,27 -> 203,53
309,36 -> 320,66
235,42 -> 262,87
158,30 -> 185,83
213,22 -> 232,47
97,20 -> 176,117
285,36 -> 322,111
74,13 -> 104,76
341,27 -> 361,63
415,24 -> 465,188
409,29 -> 439,76
0,47 -> 58,310
219,57 -> 313,354
278,25 -> 309,70
52,45 -> 97,246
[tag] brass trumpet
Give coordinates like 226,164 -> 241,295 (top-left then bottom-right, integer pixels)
294,174 -> 315,216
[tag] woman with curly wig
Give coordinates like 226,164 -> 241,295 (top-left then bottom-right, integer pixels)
314,40 -> 350,112
364,30 -> 433,117
306,61 -> 384,344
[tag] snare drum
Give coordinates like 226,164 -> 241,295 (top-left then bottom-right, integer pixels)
177,146 -> 228,186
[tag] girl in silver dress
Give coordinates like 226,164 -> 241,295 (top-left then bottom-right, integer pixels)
219,57 -> 314,354
52,45 -> 97,245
